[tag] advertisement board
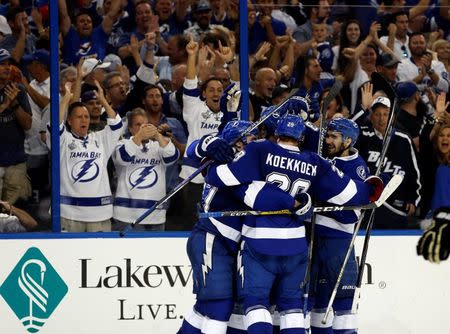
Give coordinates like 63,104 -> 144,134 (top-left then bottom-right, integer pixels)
0,236 -> 448,333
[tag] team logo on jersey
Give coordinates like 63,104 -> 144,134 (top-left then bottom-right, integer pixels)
129,166 -> 158,190
321,48 -> 331,59
68,141 -> 76,150
71,158 -> 100,183
76,42 -> 92,57
357,166 -> 367,180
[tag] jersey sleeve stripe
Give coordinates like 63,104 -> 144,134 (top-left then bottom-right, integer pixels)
395,132 -> 422,206
315,214 -> 354,234
242,225 -> 305,239
162,150 -> 179,164
109,121 -> 123,131
326,179 -> 357,205
209,217 -> 241,242
216,164 -> 240,186
243,181 -> 266,209
118,145 -> 134,162
183,87 -> 200,97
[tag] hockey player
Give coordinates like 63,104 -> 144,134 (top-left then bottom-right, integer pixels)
178,120 -> 312,334
310,118 -> 369,334
112,108 -> 179,231
57,81 -> 122,232
205,114 -> 385,334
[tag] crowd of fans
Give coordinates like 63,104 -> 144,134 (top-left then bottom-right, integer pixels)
0,0 -> 449,232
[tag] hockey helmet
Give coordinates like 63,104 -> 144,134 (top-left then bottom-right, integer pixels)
327,117 -> 359,147
259,106 -> 282,136
275,114 -> 306,140
222,120 -> 258,144
283,96 -> 310,120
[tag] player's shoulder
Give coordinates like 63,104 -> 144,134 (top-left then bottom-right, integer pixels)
247,139 -> 274,149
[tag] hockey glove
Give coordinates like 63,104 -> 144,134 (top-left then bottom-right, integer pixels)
417,207 -> 450,263
291,192 -> 313,220
198,135 -> 234,163
364,175 -> 384,202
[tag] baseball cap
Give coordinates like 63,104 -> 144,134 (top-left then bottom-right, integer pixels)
0,48 -> 11,63
371,96 -> 391,109
82,58 -> 111,77
272,85 -> 290,100
195,0 -> 211,12
0,15 -> 11,36
103,54 -> 122,72
81,90 -> 98,103
23,49 -> 50,66
376,53 -> 400,67
395,81 -> 419,100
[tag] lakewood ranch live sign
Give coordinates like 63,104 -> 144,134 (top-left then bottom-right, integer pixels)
0,235 -> 448,334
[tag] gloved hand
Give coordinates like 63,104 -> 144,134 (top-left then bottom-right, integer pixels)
198,135 -> 234,163
417,207 -> 450,263
291,192 -> 313,220
220,82 -> 241,113
364,175 -> 384,202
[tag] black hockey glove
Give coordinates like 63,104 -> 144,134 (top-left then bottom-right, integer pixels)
417,207 -> 450,263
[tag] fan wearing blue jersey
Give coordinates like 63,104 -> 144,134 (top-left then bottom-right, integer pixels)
205,114 -> 385,334
309,118 -> 369,334
178,120 -> 312,334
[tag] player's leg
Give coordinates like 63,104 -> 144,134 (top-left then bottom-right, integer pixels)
310,237 -> 333,334
310,238 -> 358,334
331,239 -> 358,334
275,250 -> 308,334
179,231 -> 235,334
241,242 -> 276,334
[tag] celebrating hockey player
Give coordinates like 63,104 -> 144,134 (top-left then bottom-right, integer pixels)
178,120 -> 312,334
205,114 -> 385,334
310,118 -> 369,334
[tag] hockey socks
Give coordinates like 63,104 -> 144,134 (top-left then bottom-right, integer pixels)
279,311 -> 306,334
177,306 -> 204,334
245,307 -> 273,334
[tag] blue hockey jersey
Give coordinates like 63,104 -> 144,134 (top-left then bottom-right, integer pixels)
315,149 -> 370,238
187,139 -> 297,253
206,140 -> 373,255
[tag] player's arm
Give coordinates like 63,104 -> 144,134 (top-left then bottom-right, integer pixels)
312,157 -> 382,206
232,181 -> 312,219
102,0 -> 122,35
58,0 -> 71,36
205,142 -> 263,187
156,132 -> 179,166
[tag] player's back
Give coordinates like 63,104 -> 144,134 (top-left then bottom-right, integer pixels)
206,140 -> 372,255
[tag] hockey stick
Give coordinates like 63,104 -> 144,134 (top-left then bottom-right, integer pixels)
321,175 -> 403,324
119,87 -> 299,237
198,174 -> 402,219
303,79 -> 343,316
350,72 -> 399,314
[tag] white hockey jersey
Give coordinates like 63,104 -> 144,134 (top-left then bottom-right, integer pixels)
179,77 -> 222,184
112,137 -> 179,225
59,115 -> 122,222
